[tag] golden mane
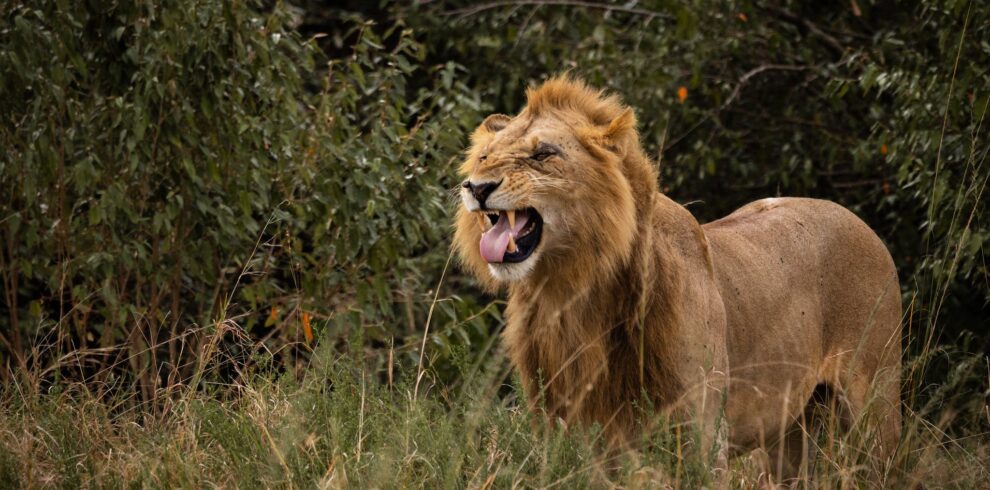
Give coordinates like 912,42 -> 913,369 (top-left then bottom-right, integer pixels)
525,76 -> 640,160
524,76 -> 624,123
454,76 -> 689,443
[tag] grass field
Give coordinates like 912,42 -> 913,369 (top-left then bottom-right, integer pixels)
1,288 -> 987,489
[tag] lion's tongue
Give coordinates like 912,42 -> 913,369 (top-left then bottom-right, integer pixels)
480,211 -> 529,263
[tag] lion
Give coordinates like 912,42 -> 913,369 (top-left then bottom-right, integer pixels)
453,76 -> 901,481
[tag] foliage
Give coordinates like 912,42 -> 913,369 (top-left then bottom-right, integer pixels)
0,1 -> 489,390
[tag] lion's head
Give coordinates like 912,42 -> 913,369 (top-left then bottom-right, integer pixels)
454,77 -> 658,291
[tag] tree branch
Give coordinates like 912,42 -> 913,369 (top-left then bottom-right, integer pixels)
442,0 -> 673,20
664,64 -> 812,151
723,64 -> 810,108
764,6 -> 846,58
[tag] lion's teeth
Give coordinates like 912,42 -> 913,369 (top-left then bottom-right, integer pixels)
476,213 -> 488,232
508,234 -> 518,253
508,209 -> 515,230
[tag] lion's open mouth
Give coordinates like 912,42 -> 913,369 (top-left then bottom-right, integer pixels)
475,208 -> 543,264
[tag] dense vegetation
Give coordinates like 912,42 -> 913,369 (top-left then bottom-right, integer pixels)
0,0 -> 987,486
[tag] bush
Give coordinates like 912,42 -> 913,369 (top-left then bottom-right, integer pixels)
0,1 -> 489,392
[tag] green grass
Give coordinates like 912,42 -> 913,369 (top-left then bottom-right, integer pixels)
1,317 -> 987,489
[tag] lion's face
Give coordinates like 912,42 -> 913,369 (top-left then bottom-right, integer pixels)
453,105 -> 639,289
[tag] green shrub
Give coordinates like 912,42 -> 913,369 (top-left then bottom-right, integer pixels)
0,1 -> 488,389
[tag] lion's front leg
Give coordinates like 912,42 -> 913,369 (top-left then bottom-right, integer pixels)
663,358 -> 730,487
699,366 -> 731,487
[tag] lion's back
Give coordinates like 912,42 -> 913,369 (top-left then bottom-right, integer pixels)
704,197 -> 896,282
704,196 -> 899,343
701,197 -> 901,448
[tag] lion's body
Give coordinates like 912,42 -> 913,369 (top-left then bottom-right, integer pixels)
454,77 -> 901,480
706,198 -> 901,462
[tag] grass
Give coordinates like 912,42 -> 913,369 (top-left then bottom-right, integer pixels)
0,306 -> 987,489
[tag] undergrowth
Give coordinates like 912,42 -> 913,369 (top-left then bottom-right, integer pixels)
0,312 -> 987,488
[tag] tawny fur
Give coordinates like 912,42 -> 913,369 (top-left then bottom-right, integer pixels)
453,77 -> 902,480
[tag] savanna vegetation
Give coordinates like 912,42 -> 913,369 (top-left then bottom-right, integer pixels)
0,0 -> 987,487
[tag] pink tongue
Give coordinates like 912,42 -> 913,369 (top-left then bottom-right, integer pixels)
479,211 -> 530,263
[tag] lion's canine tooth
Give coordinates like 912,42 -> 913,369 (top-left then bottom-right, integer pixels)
476,212 -> 488,232
506,210 -> 518,252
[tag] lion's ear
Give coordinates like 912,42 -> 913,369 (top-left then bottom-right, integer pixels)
602,108 -> 636,145
579,109 -> 637,157
471,114 -> 511,147
482,113 -> 511,133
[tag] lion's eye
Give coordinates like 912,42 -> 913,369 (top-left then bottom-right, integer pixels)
530,142 -> 561,162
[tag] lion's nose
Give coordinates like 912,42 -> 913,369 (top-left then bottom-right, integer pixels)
462,180 -> 501,209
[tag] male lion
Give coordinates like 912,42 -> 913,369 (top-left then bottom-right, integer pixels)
453,77 -> 901,480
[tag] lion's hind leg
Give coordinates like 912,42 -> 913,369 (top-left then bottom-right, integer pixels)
765,384 -> 833,486
832,300 -> 903,470
835,365 -> 902,469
